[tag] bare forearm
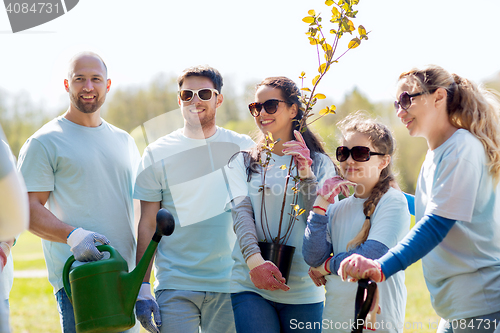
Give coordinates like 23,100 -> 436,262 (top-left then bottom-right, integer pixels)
29,201 -> 74,243
136,201 -> 161,283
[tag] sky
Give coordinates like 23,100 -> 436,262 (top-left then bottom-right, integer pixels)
1,0 -> 499,115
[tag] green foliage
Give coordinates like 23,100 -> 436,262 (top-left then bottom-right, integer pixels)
0,89 -> 58,158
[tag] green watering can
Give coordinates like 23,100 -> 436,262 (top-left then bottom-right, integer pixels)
63,208 -> 175,333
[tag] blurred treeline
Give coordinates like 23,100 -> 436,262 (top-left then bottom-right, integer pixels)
2,72 -> 500,193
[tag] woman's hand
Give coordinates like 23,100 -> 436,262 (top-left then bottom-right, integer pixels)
338,254 -> 385,283
282,130 -> 313,179
247,253 -> 290,291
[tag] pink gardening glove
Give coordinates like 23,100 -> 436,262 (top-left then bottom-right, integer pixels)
249,262 -> 290,291
338,254 -> 385,283
282,130 -> 313,178
308,267 -> 327,287
317,176 -> 355,204
0,242 -> 10,271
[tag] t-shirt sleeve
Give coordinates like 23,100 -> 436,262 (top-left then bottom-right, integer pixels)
224,153 -> 250,210
134,147 -> 163,202
17,138 -> 55,192
425,152 -> 479,222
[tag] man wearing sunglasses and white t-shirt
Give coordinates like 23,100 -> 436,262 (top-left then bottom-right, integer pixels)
134,65 -> 254,333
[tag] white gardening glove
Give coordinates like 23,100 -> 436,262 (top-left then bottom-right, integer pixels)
135,283 -> 162,333
66,227 -> 110,262
0,241 -> 12,271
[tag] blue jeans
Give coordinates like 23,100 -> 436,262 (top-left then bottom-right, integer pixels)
437,311 -> 500,333
55,288 -> 139,333
231,292 -> 323,333
155,289 -> 235,333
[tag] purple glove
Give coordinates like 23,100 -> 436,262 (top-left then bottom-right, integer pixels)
317,176 -> 355,204
282,130 -> 313,178
249,262 -> 290,291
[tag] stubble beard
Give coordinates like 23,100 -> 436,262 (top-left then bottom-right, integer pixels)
70,92 -> 105,114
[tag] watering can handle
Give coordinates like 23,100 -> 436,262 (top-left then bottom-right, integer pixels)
62,244 -> 117,303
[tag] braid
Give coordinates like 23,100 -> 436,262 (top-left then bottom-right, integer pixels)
346,174 -> 393,251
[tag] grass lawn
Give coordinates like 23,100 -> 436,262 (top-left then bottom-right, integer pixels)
8,231 -> 440,333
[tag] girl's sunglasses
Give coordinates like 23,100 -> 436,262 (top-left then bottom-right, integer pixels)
179,88 -> 219,102
394,91 -> 424,111
336,146 -> 385,162
248,99 -> 289,117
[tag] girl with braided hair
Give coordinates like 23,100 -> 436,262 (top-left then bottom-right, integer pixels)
339,65 -> 500,333
303,111 -> 410,332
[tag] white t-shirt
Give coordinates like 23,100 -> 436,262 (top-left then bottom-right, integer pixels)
416,129 -> 500,320
18,116 -> 140,292
322,188 -> 410,333
226,151 -> 336,304
134,127 -> 254,293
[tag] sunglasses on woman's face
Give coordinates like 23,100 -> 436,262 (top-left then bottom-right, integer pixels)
394,91 -> 424,111
336,146 -> 385,162
248,99 -> 288,117
178,88 -> 219,102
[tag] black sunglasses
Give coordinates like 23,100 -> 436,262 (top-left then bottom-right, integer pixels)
179,88 -> 219,102
248,99 -> 290,117
394,91 -> 424,111
336,146 -> 385,162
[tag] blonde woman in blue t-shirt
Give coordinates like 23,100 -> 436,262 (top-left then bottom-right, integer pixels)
303,112 -> 410,332
340,65 -> 500,333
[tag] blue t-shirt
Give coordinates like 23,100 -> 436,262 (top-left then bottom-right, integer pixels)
18,116 -> 140,292
134,127 -> 254,293
323,188 -> 410,333
226,151 -> 336,304
416,129 -> 500,320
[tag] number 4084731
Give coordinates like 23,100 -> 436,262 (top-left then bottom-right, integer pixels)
5,2 -> 60,14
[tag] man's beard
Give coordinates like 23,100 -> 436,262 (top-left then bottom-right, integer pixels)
70,92 -> 105,114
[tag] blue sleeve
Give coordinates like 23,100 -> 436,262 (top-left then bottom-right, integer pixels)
403,192 -> 415,216
378,214 -> 456,279
302,211 -> 332,267
330,239 -> 389,275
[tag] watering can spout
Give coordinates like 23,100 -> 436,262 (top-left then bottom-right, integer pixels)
123,208 -> 176,315
62,208 -> 175,333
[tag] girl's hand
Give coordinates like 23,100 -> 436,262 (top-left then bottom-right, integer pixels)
317,176 -> 355,204
308,258 -> 331,286
338,254 -> 385,283
282,130 -> 313,179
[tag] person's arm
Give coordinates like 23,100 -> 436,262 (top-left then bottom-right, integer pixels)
330,240 -> 389,274
28,191 -> 111,262
338,214 -> 456,282
303,211 -> 332,267
231,195 -> 289,291
299,176 -> 319,213
378,214 -> 455,278
231,196 -> 260,261
28,191 -> 74,242
136,200 -> 161,283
